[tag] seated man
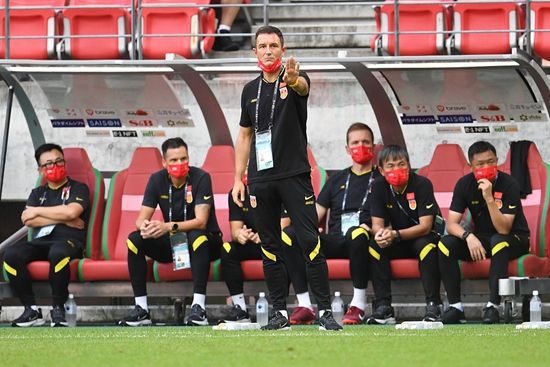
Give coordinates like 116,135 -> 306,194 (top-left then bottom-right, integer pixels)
119,137 -> 222,326
4,143 -> 89,327
368,145 -> 441,324
283,123 -> 380,325
439,141 -> 530,324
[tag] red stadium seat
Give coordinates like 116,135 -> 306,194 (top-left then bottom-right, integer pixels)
450,2 -> 519,54
78,147 -> 163,281
139,0 -> 216,59
529,1 -> 550,60
0,0 -> 65,59
60,0 -> 132,59
460,142 -> 550,278
153,145 -> 233,282
19,148 -> 105,282
372,1 -> 448,56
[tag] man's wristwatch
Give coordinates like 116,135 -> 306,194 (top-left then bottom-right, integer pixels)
171,222 -> 179,232
462,230 -> 471,241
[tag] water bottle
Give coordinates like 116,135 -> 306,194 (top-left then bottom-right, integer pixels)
65,293 -> 77,327
256,292 -> 269,327
331,291 -> 344,324
530,290 -> 542,322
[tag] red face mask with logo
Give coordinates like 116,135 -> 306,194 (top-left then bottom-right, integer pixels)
258,58 -> 282,74
351,145 -> 374,165
167,162 -> 189,179
44,165 -> 67,184
385,168 -> 409,187
474,165 -> 498,182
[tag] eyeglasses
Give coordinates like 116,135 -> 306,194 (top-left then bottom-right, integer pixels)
39,158 -> 65,169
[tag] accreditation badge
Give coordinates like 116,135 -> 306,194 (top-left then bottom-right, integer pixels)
255,130 -> 274,171
186,185 -> 193,204
407,192 -> 417,210
494,191 -> 503,210
170,232 -> 191,270
341,212 -> 360,236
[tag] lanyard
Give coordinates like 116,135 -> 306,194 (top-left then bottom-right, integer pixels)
168,181 -> 187,223
390,185 -> 419,225
341,169 -> 374,214
254,72 -> 281,132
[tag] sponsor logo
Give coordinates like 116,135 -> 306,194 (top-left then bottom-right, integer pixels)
426,203 -> 434,209
464,126 -> 490,133
493,125 -> 519,133
88,118 -> 122,128
51,119 -> 85,128
125,119 -> 157,127
203,195 -> 212,200
85,130 -> 110,137
305,195 -> 314,200
438,115 -> 474,124
160,119 -> 195,128
141,130 -> 166,137
475,104 -> 505,112
122,109 -> 152,117
401,115 -> 437,124
112,130 -> 138,137
512,113 -> 548,122
48,108 -> 81,118
435,104 -> 470,114
84,109 -> 117,117
508,103 -> 543,112
436,126 -> 462,134
478,114 -> 508,122
509,205 -> 517,209
398,104 -> 432,114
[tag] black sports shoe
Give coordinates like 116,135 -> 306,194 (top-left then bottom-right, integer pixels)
186,304 -> 209,326
441,306 -> 466,324
212,30 -> 239,52
11,307 -> 45,327
367,305 -> 396,325
50,305 -> 68,327
224,304 -> 251,323
261,310 -> 291,330
482,306 -> 500,324
422,302 -> 441,322
319,310 -> 343,331
118,305 -> 152,327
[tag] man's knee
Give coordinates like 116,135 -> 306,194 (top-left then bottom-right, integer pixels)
220,241 -> 238,261
346,226 -> 369,248
438,235 -> 459,259
413,238 -> 438,263
127,230 -> 144,255
490,234 -> 511,257
281,226 -> 297,248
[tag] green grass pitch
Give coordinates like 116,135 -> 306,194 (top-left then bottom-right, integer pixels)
1,325 -> 549,367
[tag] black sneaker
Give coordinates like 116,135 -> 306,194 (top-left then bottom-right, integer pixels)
367,305 -> 396,325
224,304 -> 251,323
186,304 -> 209,326
319,310 -> 343,331
423,302 -> 441,322
50,305 -> 68,327
118,305 -> 152,327
212,30 -> 239,52
441,306 -> 466,324
261,310 -> 291,330
11,307 -> 45,327
482,306 -> 500,324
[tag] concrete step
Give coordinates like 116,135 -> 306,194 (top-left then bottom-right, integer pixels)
248,2 -> 375,21
209,47 -> 375,59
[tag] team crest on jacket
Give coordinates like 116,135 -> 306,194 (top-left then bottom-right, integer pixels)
494,191 -> 503,210
407,192 -> 417,210
279,86 -> 288,100
186,185 -> 193,204
250,195 -> 257,208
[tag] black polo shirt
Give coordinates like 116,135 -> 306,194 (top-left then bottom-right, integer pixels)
370,172 -> 439,230
28,177 -> 90,243
228,190 -> 256,232
449,171 -> 530,236
240,69 -> 311,184
317,167 -> 381,235
142,167 -> 221,234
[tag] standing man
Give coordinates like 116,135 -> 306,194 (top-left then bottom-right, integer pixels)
368,145 -> 442,324
283,122 -> 380,325
438,141 -> 530,324
232,25 -> 341,331
4,143 -> 89,327
119,137 -> 222,326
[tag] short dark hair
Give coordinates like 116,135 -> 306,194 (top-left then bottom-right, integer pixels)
467,141 -> 496,162
34,143 -> 63,165
255,25 -> 284,47
378,144 -> 409,167
346,122 -> 374,145
161,138 -> 188,157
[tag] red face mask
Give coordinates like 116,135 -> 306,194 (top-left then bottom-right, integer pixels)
44,165 -> 67,184
350,145 -> 374,165
473,165 -> 498,182
385,167 -> 409,187
258,58 -> 282,74
242,172 -> 248,186
167,162 -> 189,179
